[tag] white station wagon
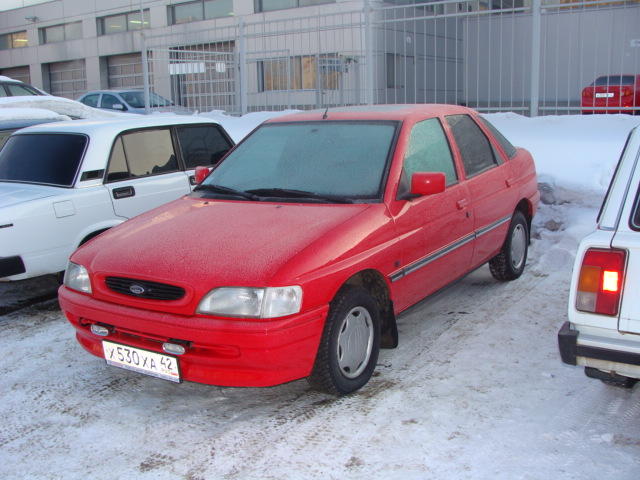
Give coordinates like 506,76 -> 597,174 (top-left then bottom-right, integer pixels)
559,125 -> 640,388
0,116 -> 233,281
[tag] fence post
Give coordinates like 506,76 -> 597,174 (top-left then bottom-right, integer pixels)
141,32 -> 150,114
364,0 -> 374,105
238,18 -> 248,115
530,0 -> 541,117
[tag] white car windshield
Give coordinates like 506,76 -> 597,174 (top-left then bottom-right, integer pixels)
0,134 -> 87,187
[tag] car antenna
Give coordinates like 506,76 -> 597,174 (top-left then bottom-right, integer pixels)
322,107 -> 329,119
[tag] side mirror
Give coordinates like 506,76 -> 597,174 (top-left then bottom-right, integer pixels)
194,166 -> 212,184
410,172 -> 446,197
112,103 -> 125,111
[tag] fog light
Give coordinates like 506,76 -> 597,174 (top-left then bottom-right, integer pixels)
90,324 -> 110,337
163,342 -> 186,355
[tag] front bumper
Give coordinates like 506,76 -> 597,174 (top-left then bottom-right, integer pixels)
558,321 -> 640,378
59,286 -> 328,387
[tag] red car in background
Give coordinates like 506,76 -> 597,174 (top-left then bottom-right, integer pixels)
59,105 -> 539,395
582,75 -> 640,114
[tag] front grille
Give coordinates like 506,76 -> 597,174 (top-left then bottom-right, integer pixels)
105,276 -> 185,301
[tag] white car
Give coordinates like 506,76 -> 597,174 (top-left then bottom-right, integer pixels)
0,116 -> 233,281
558,125 -> 640,388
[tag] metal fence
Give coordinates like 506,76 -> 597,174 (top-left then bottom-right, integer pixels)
141,0 -> 640,116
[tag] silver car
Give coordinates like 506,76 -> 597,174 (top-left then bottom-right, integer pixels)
77,89 -> 191,115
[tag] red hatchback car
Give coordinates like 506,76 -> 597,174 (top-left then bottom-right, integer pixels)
581,75 -> 640,114
59,105 -> 539,395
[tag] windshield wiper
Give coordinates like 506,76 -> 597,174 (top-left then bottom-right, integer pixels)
246,188 -> 354,204
193,183 -> 258,201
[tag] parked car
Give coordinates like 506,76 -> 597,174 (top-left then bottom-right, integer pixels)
581,75 -> 640,115
0,116 -> 234,281
0,117 -> 65,148
0,77 -> 46,97
59,104 -> 539,395
78,89 -> 190,115
558,126 -> 640,388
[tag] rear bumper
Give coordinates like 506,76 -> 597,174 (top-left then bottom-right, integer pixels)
59,286 -> 328,387
558,321 -> 640,378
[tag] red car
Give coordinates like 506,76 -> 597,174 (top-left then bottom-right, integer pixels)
581,75 -> 640,115
59,105 -> 539,395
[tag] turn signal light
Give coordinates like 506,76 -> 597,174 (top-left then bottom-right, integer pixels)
575,248 -> 626,316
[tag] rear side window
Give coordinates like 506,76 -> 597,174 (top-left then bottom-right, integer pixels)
81,94 -> 100,107
631,185 -> 640,231
404,118 -> 457,186
446,114 -> 498,178
478,117 -> 517,158
106,129 -> 178,182
6,84 -> 39,96
0,133 -> 87,186
176,125 -> 232,169
101,94 -> 123,110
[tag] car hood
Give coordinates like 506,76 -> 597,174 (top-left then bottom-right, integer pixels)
0,182 -> 62,208
76,196 -> 373,288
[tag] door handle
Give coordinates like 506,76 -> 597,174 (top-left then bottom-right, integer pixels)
112,186 -> 135,199
456,199 -> 468,210
505,178 -> 515,188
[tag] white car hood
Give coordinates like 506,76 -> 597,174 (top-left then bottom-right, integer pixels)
0,182 -> 62,208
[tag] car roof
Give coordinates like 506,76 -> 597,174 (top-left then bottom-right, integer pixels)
266,104 -> 475,123
81,89 -> 146,95
12,115 -> 220,137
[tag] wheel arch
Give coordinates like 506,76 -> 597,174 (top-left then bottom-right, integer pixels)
342,269 -> 398,349
74,220 -> 123,249
515,198 -> 533,241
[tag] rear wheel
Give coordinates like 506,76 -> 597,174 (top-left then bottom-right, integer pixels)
308,286 -> 380,395
489,211 -> 529,281
585,367 -> 637,389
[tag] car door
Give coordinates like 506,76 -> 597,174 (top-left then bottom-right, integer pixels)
105,127 -> 191,218
174,124 -> 234,187
391,117 -> 474,311
444,114 -> 515,268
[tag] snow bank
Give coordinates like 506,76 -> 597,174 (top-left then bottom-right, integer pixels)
197,110 -> 299,142
486,112 -> 640,194
0,96 -> 131,120
0,107 -> 70,122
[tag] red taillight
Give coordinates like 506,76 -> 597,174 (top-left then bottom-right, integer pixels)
575,248 -> 626,316
622,86 -> 633,97
583,88 -> 593,98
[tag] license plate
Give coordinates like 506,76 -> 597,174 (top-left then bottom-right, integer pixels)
103,340 -> 181,383
595,92 -> 614,98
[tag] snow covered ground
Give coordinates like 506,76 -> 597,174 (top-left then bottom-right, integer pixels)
1,112 -> 639,479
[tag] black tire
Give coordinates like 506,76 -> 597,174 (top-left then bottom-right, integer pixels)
308,286 -> 380,395
489,211 -> 529,281
585,367 -> 637,389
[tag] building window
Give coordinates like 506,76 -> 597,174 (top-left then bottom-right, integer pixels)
255,0 -> 335,12
168,0 -> 233,25
0,31 -> 28,50
39,22 -> 82,44
97,10 -> 150,35
258,54 -> 341,92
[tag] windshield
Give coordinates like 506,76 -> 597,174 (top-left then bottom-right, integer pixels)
201,121 -> 398,201
120,91 -> 173,108
0,133 -> 87,187
592,75 -> 635,86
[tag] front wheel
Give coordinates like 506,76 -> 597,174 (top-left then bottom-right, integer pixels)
489,211 -> 529,281
308,286 -> 380,395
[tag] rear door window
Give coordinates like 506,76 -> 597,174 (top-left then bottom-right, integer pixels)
81,94 -> 100,107
106,129 -> 178,181
446,114 -> 498,178
101,94 -> 123,110
0,133 -> 87,186
478,117 -> 517,159
6,84 -> 40,96
631,185 -> 640,231
403,118 -> 457,186
176,125 -> 232,168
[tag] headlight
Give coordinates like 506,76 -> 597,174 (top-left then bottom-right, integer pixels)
197,286 -> 302,318
63,261 -> 92,294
